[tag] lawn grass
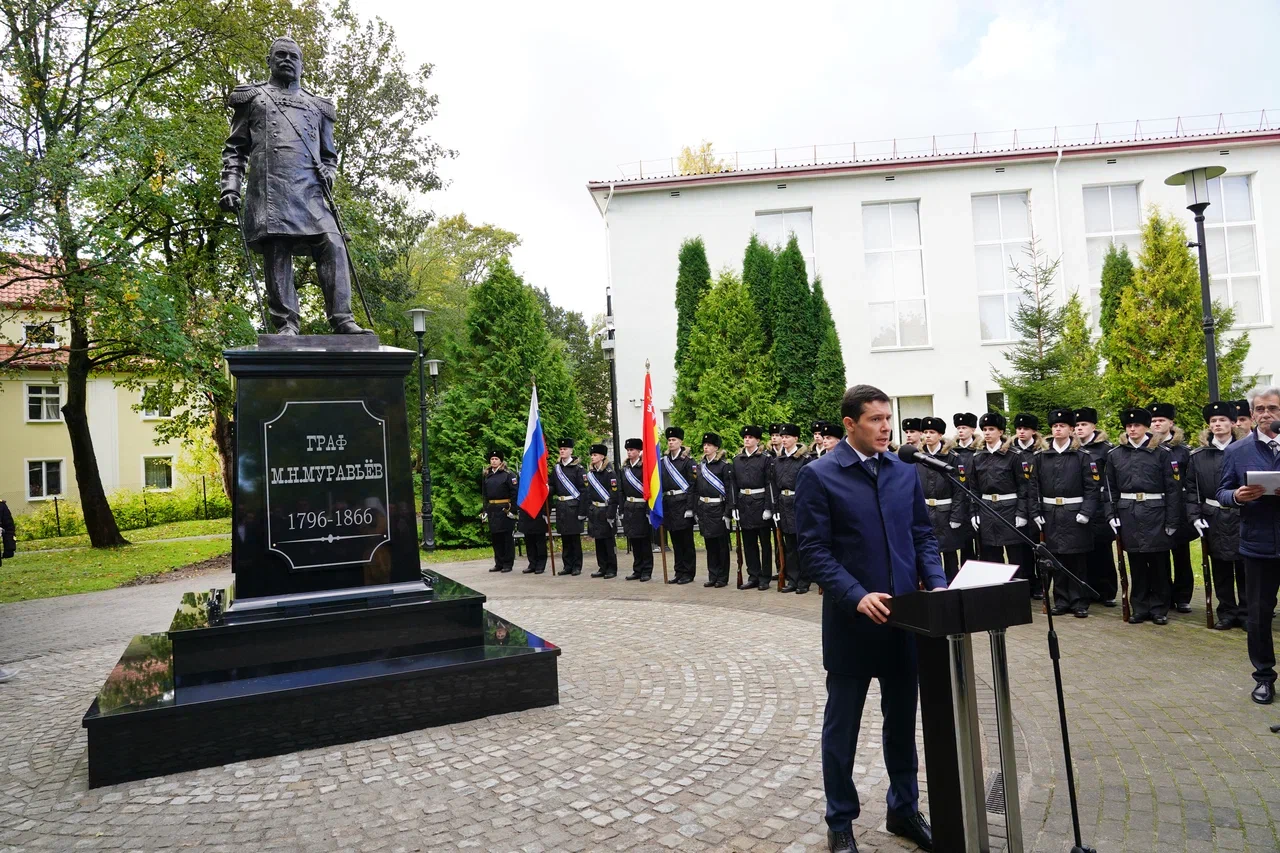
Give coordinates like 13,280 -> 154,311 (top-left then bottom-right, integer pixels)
0,538 -> 232,603
18,518 -> 232,552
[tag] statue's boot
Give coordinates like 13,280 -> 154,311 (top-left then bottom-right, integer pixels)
332,319 -> 377,335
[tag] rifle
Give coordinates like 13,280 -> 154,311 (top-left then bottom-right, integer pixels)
1202,540 -> 1214,629
734,518 -> 745,589
1038,528 -> 1049,615
1114,525 -> 1131,622
774,522 -> 786,591
544,506 -> 557,577
658,525 -> 669,584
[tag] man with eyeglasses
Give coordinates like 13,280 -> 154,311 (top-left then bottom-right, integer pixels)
1217,387 -> 1280,705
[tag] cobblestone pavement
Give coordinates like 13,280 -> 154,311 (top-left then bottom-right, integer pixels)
1,552 -> 1278,852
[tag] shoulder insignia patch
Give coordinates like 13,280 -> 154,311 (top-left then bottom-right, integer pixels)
957,462 -> 966,483
1171,461 -> 1180,481
228,84 -> 260,106
1089,460 -> 1099,481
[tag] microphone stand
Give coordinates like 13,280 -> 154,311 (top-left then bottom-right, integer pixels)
922,454 -> 1097,853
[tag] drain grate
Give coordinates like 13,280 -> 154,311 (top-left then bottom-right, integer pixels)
985,771 -> 1006,815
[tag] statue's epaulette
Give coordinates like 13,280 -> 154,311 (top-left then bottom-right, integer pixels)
228,83 -> 263,106
302,87 -> 336,119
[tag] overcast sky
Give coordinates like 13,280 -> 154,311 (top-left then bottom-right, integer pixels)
353,0 -> 1278,318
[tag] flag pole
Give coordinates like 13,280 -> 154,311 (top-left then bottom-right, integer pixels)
533,373 -> 557,577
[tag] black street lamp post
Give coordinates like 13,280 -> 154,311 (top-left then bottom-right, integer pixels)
603,286 -> 621,466
1166,165 -> 1227,402
407,308 -> 438,551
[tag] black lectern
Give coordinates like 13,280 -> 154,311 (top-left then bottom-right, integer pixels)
887,580 -> 1032,853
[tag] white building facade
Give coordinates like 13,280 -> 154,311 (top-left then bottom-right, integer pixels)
589,125 -> 1279,443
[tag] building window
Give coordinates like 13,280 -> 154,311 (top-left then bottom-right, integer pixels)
1083,183 -> 1142,325
755,209 -> 815,278
143,456 -> 174,491
141,389 -> 172,420
864,201 -> 928,348
26,384 -> 62,422
986,391 -> 1008,414
893,395 -> 933,444
22,322 -> 57,348
1205,175 -> 1265,326
27,459 -> 63,500
972,192 -> 1032,341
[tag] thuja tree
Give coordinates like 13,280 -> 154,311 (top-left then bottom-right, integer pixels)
770,235 -> 817,424
673,237 -> 710,365
1098,242 -> 1135,339
809,278 -> 847,423
742,234 -> 776,347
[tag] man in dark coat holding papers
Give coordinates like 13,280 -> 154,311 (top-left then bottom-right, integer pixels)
796,384 -> 944,853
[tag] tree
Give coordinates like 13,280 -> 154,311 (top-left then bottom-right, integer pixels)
991,238 -> 1070,418
533,286 -> 611,440
1056,291 -> 1102,410
673,237 -> 710,365
429,260 -> 587,545
742,234 -> 776,348
1102,208 -> 1250,436
770,235 -> 817,424
809,278 -> 847,422
677,140 -> 729,175
670,271 -> 789,450
1098,242 -> 1135,338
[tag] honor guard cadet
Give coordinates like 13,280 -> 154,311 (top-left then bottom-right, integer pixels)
619,438 -> 653,581
661,427 -> 698,584
517,488 -> 550,575
768,424 -> 783,457
1189,403 -> 1247,629
820,422 -> 843,454
1075,407 -> 1118,607
770,424 -> 810,593
585,444 -> 619,580
1233,399 -> 1254,432
482,449 -> 519,573
1012,413 -> 1046,596
1031,409 -> 1099,617
1107,407 -> 1182,625
916,417 -> 971,581
1150,403 -> 1196,613
696,432 -> 735,588
809,422 -> 828,459
734,425 -> 774,590
901,417 -> 923,448
951,412 -> 980,566
0,498 -> 15,559
970,412 -> 1033,573
548,439 -> 586,577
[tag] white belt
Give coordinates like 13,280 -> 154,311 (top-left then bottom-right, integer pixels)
925,498 -> 952,507
665,489 -> 687,496
982,493 -> 1017,502
1204,499 -> 1223,508
1041,496 -> 1084,506
740,488 -> 765,495
625,496 -> 646,503
555,495 -> 576,502
699,496 -> 723,504
591,501 -> 609,508
1120,492 -> 1162,502
780,489 -> 795,496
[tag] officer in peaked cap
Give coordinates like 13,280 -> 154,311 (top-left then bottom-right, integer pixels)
619,438 -> 653,581
734,425 -> 774,590
1074,406 -> 1118,607
695,432 -> 735,587
661,426 -> 698,584
1149,402 -> 1195,613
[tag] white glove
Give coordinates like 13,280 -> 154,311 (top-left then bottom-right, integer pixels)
1193,518 -> 1209,537
1075,513 -> 1089,525
970,516 -> 981,529
1165,527 -> 1177,537
1109,517 -> 1121,532
949,521 -> 962,529
732,509 -> 740,521
506,511 -> 517,520
684,510 -> 694,519
1015,516 -> 1027,529
762,509 -> 773,521
1034,515 -> 1045,528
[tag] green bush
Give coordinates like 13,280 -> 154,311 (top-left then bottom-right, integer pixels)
17,498 -> 87,540
17,480 -> 231,540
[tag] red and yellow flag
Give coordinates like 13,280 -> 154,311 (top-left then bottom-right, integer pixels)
642,368 -> 664,528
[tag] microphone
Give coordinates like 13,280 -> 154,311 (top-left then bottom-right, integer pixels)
898,443 -> 955,472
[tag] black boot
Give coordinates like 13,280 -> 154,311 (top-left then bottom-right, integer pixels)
779,579 -> 797,593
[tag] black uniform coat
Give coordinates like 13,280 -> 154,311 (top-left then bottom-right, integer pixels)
1079,430 -> 1114,541
482,465 -> 519,534
1105,437 -> 1181,553
221,82 -> 340,248
1029,439 -> 1099,554
951,439 -> 978,492
549,458 -> 587,536
970,438 -> 1030,547
693,452 -> 734,539
584,463 -> 619,541
917,441 -> 972,552
1187,430 -> 1244,561
769,446 -> 809,535
517,503 -> 548,535
734,448 -> 774,529
0,498 -> 14,557
1158,428 -> 1196,543
618,459 -> 651,538
660,448 -> 697,531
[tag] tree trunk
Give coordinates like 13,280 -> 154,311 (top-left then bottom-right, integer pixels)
63,302 -> 129,548
212,405 -> 235,503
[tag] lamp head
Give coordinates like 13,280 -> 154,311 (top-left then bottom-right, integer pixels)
425,358 -> 443,377
405,307 -> 431,334
1165,166 -> 1226,212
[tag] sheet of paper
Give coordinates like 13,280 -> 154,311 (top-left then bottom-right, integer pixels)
1246,470 -> 1280,495
949,560 -> 1019,590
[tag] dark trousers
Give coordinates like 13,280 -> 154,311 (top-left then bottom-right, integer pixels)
741,527 -> 772,586
705,535 -> 730,584
1244,557 -> 1280,684
668,526 -> 696,580
979,543 -> 1021,565
594,537 -> 617,576
942,550 -> 960,583
490,532 -> 515,571
261,233 -> 354,333
823,668 -> 920,832
1051,552 -> 1089,613
1086,537 -> 1118,602
1171,540 -> 1194,606
781,532 -> 803,588
628,537 -> 653,577
1209,555 -> 1247,623
561,534 -> 583,574
525,531 -> 547,573
1016,541 -> 1041,595
959,535 -> 976,566
1129,551 -> 1171,620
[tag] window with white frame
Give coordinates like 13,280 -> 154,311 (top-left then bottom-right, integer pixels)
26,384 -> 61,421
986,391 -> 1008,414
864,201 -> 928,348
1083,183 -> 1141,325
141,388 -> 172,420
972,192 -> 1032,341
893,395 -> 933,443
754,209 -> 815,279
143,456 -> 174,491
22,322 -> 57,348
27,459 -> 63,500
1204,175 -> 1265,326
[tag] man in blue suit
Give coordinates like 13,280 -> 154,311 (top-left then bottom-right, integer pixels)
796,384 -> 946,853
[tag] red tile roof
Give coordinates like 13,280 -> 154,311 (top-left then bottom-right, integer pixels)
0,343 -> 68,370
0,256 -> 66,310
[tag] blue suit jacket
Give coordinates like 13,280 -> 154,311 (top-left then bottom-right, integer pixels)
795,439 -> 947,677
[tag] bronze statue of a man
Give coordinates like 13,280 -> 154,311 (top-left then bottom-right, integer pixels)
220,37 -> 372,336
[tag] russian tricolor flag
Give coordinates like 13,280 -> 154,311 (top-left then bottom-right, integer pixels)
517,383 -> 549,517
